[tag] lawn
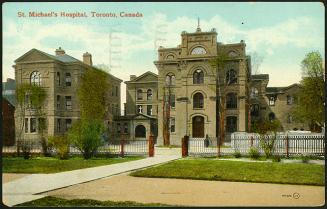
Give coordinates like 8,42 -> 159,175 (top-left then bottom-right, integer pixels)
3,156 -> 143,174
16,196 -> 173,207
130,158 -> 325,186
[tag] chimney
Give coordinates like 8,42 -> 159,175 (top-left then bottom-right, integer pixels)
83,52 -> 92,66
130,75 -> 136,80
55,47 -> 65,56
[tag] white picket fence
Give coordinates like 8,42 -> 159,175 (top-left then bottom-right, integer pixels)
231,132 -> 325,156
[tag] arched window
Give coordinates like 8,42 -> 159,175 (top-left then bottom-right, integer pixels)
137,89 -> 143,100
165,74 -> 175,86
226,69 -> 237,85
268,112 -> 275,122
226,93 -> 237,109
147,89 -> 152,101
30,71 -> 41,86
193,69 -> 204,84
250,87 -> 259,98
193,92 -> 204,108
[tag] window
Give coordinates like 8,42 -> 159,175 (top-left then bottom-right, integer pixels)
25,118 -> 29,133
57,95 -> 61,109
193,69 -> 204,84
38,118 -> 46,131
57,119 -> 61,133
191,47 -> 207,55
250,87 -> 259,98
250,104 -> 260,117
116,104 -> 119,115
30,71 -> 41,86
170,118 -> 175,133
65,96 -> 72,110
147,89 -> 152,101
226,69 -> 237,85
137,105 -> 143,113
269,96 -> 275,106
117,123 -> 121,134
65,119 -> 72,131
147,105 -> 153,115
170,94 -> 175,108
287,115 -> 293,123
165,74 -> 175,86
56,72 -> 60,86
268,112 -> 275,122
193,92 -> 204,108
226,116 -> 237,132
137,89 -> 143,100
30,118 -> 36,133
124,123 -> 128,134
65,73 -> 71,86
287,95 -> 293,105
115,86 -> 118,97
226,93 -> 237,109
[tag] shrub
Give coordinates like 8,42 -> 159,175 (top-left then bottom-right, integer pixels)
272,155 -> 281,162
233,150 -> 241,158
249,147 -> 260,160
68,119 -> 105,159
21,143 -> 31,159
259,133 -> 276,158
48,135 -> 70,160
300,154 -> 311,163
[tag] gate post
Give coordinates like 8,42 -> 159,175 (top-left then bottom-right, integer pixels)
285,135 -> 289,158
148,133 -> 154,157
182,135 -> 189,157
120,134 -> 125,158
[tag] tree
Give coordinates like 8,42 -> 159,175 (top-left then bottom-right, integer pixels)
292,51 -> 325,132
16,84 -> 48,156
94,64 -> 111,73
248,52 -> 264,75
68,119 -> 105,159
48,135 -> 70,159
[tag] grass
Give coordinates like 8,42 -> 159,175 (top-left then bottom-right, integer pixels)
130,158 -> 325,186
2,156 -> 143,174
16,196 -> 174,207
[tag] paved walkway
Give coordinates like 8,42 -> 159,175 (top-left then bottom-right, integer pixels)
2,154 -> 180,207
45,173 -> 324,207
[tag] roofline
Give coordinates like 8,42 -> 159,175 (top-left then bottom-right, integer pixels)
125,71 -> 158,83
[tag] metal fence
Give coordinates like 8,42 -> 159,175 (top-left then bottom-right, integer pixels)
231,132 -> 325,157
2,139 -> 149,157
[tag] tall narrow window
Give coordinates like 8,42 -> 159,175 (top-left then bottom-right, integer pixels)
57,95 -> 61,109
287,95 -> 293,105
56,72 -> 60,86
30,118 -> 36,133
65,96 -> 72,110
115,86 -> 118,96
147,105 -> 153,115
137,89 -> 143,100
226,69 -> 237,85
165,74 -> 175,86
117,123 -> 121,134
65,73 -> 71,86
269,96 -> 275,106
25,118 -> 29,133
137,105 -> 143,114
226,93 -> 237,109
116,104 -> 119,115
170,94 -> 175,108
193,69 -> 204,84
193,92 -> 204,108
124,123 -> 128,133
65,119 -> 72,131
147,89 -> 152,101
57,119 -> 61,132
170,118 -> 175,133
226,116 -> 237,132
30,71 -> 41,86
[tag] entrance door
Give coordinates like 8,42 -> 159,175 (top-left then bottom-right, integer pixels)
192,116 -> 204,138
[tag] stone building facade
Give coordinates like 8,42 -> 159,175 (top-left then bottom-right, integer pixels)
115,71 -> 158,140
13,47 -> 122,143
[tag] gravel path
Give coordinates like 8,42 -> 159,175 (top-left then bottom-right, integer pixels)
44,173 -> 325,207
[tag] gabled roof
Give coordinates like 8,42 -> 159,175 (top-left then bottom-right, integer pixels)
266,83 -> 300,94
15,48 -> 83,64
115,113 -> 157,121
125,71 -> 158,84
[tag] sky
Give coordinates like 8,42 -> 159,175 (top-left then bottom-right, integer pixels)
2,2 -> 325,111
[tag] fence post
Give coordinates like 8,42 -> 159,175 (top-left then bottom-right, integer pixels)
217,136 -> 221,157
182,135 -> 189,157
250,136 -> 254,147
120,134 -> 125,158
285,135 -> 289,158
148,133 -> 154,157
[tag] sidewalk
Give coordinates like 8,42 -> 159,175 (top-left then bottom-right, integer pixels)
2,154 -> 180,207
